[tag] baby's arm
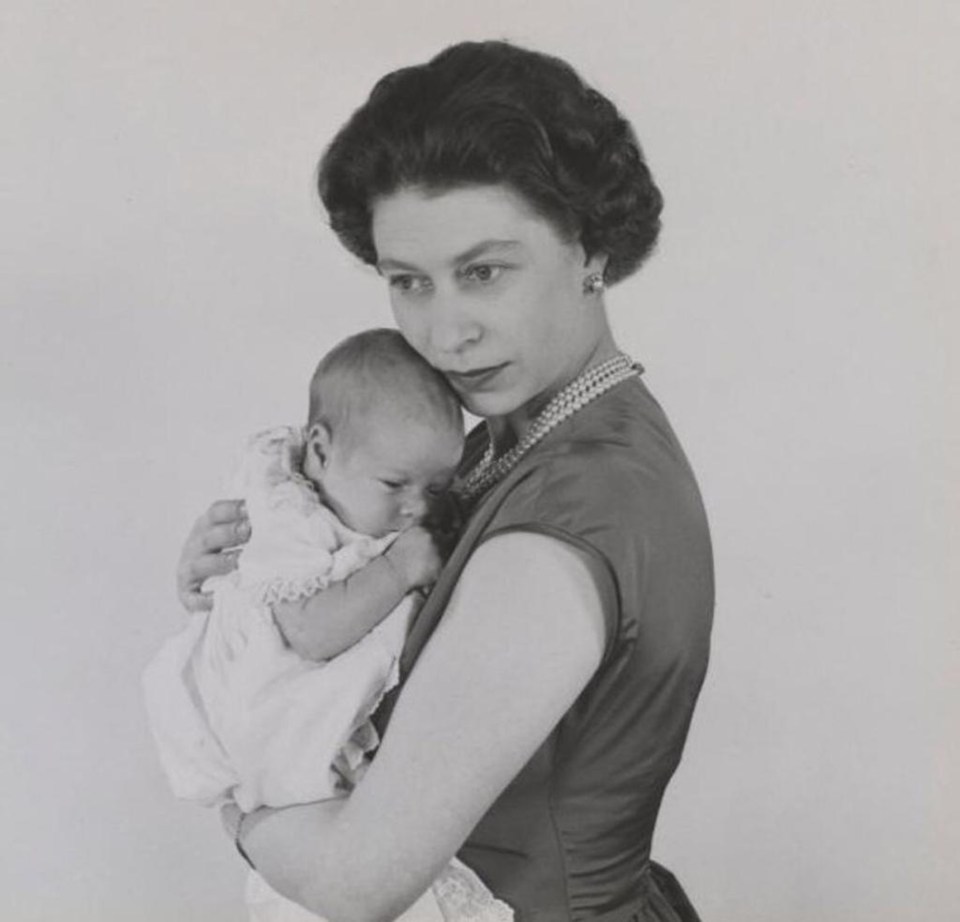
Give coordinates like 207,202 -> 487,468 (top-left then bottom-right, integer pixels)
272,525 -> 441,661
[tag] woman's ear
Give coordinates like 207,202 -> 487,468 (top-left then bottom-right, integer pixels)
583,251 -> 609,278
579,251 -> 609,297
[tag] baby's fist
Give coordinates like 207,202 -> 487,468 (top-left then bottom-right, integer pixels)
386,525 -> 442,590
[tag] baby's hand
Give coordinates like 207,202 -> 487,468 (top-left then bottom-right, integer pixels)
386,525 -> 443,590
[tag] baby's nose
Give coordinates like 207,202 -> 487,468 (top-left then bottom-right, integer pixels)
402,494 -> 428,523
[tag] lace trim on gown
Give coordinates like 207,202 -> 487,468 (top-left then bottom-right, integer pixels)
432,859 -> 514,922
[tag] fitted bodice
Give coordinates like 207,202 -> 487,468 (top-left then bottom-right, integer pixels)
386,375 -> 713,921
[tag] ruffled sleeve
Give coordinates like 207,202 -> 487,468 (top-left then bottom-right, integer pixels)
233,427 -> 396,605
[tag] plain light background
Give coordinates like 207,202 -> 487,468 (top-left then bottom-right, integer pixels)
2,2 -> 957,920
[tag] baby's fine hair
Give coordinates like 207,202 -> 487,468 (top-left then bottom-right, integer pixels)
307,329 -> 462,442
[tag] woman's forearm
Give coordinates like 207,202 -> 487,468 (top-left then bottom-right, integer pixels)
239,800 -> 438,922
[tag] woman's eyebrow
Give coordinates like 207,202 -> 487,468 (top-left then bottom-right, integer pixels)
377,239 -> 521,273
376,257 -> 420,273
453,239 -> 522,264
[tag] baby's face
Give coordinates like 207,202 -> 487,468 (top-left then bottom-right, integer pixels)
310,417 -> 463,538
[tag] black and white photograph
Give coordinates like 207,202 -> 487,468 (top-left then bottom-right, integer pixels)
2,2 -> 956,920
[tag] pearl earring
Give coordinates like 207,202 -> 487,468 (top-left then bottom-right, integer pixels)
583,273 -> 605,295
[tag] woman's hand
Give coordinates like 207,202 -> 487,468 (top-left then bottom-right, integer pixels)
176,499 -> 250,612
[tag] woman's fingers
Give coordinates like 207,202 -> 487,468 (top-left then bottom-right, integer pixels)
220,801 -> 243,840
176,500 -> 249,613
206,498 -> 248,526
200,520 -> 251,552
192,546 -> 243,582
181,587 -> 214,614
177,549 -> 241,612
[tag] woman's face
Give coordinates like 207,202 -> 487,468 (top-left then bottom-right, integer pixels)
371,185 -> 609,423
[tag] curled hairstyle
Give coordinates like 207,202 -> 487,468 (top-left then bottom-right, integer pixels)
318,41 -> 663,286
307,328 -> 462,441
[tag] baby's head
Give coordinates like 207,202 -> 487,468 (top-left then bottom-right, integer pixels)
302,329 -> 464,537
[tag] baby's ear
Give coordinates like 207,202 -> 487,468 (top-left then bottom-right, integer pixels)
306,423 -> 333,468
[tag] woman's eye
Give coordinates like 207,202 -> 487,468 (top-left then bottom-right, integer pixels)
387,274 -> 431,295
462,264 -> 505,285
380,479 -> 403,490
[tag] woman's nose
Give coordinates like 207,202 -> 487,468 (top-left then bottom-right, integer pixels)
427,297 -> 481,356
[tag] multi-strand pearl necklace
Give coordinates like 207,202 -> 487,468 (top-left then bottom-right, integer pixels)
455,352 -> 640,501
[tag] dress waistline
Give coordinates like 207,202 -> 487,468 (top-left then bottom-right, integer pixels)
581,863 -> 702,922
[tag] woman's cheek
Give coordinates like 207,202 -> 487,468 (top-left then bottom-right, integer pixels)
389,296 -> 412,336
391,305 -> 430,360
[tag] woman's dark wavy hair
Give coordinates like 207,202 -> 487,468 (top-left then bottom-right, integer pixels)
318,41 -> 663,286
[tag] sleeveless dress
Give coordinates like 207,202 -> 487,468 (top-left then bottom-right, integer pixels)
380,373 -> 714,922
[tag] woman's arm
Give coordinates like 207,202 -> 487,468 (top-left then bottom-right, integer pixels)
238,531 -> 607,922
272,526 -> 441,661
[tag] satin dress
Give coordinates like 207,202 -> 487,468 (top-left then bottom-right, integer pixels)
382,372 -> 714,922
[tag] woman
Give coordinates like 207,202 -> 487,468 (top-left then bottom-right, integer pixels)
177,41 -> 713,922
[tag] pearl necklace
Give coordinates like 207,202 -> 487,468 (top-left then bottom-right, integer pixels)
455,352 -> 640,501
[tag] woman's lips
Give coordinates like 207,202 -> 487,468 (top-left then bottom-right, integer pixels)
444,362 -> 510,391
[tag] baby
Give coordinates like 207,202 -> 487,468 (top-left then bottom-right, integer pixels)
143,329 -> 510,922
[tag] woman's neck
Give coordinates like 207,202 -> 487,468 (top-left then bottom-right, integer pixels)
488,329 -> 620,451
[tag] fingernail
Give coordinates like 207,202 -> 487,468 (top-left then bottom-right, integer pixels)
236,521 -> 251,538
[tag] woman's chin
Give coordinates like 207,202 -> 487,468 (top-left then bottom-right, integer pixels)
457,390 -> 521,420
